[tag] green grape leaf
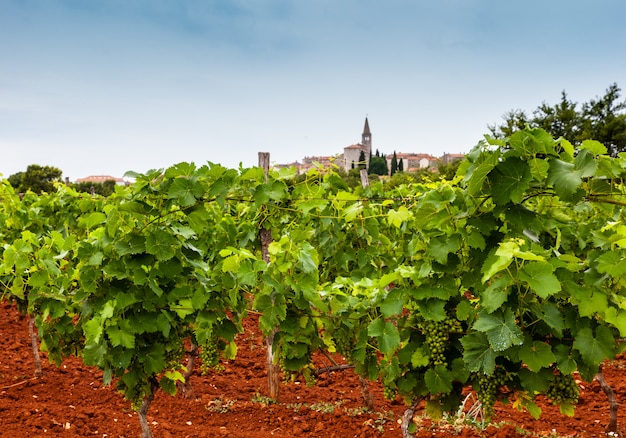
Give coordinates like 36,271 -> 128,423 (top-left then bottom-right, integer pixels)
368,319 -> 400,354
481,276 -> 511,313
465,150 -> 500,196
387,206 -> 412,228
164,161 -> 197,177
460,332 -> 497,374
424,366 -> 453,395
160,374 -> 180,396
416,299 -> 447,321
554,344 -> 577,375
380,288 -> 403,317
580,139 -> 607,155
473,309 -> 523,351
528,157 -> 550,180
297,198 -> 328,214
513,395 -> 542,420
78,212 -> 107,229
167,178 -> 204,207
397,373 -> 417,393
297,242 -> 318,273
596,251 -> 626,278
490,157 -> 532,205
411,347 -> 431,368
518,340 -> 556,372
254,293 -> 287,333
424,399 -> 444,421
145,229 -> 178,261
83,318 -> 104,344
481,249 -> 513,283
508,128 -> 555,156
605,308 -> 626,337
221,254 -> 240,273
547,149 -> 597,201
82,342 -> 107,367
518,368 -> 552,393
427,234 -> 460,264
106,321 -> 136,349
539,302 -> 565,336
559,401 -> 576,417
573,326 -> 615,366
143,344 -> 167,375
171,298 -> 194,318
519,261 -> 561,298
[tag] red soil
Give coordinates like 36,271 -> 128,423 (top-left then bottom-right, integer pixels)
1,300 -> 625,438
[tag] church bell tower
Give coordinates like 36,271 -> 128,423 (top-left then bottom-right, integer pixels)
362,117 -> 372,158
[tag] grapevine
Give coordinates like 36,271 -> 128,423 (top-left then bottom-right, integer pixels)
2,127 -> 626,438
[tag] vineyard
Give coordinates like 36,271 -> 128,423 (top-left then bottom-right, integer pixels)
2,128 -> 626,437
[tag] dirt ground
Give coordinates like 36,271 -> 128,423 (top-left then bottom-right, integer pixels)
1,300 -> 625,438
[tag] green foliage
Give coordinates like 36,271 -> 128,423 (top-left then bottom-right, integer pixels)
71,180 -> 117,196
358,150 -> 366,169
8,164 -> 63,193
3,127 -> 626,426
390,151 -> 398,175
368,154 -> 388,176
490,83 -> 626,155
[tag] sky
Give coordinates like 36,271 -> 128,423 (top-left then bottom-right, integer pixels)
1,0 -> 626,181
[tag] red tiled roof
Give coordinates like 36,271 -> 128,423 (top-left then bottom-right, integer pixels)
76,175 -> 124,183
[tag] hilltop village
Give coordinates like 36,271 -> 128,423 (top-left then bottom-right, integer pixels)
275,117 -> 465,175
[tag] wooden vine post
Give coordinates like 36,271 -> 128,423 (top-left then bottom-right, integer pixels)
258,152 -> 280,400
357,168 -> 376,411
28,314 -> 43,378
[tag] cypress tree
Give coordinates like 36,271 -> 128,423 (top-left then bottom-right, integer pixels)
358,150 -> 367,169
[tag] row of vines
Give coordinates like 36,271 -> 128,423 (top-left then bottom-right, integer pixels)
2,127 -> 626,437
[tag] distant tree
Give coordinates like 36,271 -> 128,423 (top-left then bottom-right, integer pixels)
531,91 -> 580,140
436,159 -> 463,181
398,157 -> 404,172
488,109 -> 530,138
390,152 -> 398,176
7,172 -> 23,189
72,180 -> 117,197
368,154 -> 388,176
490,83 -> 626,155
579,83 -> 626,155
9,164 -> 63,193
344,168 -> 363,188
358,150 -> 367,169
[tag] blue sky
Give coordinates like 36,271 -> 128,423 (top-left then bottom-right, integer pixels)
1,0 -> 625,181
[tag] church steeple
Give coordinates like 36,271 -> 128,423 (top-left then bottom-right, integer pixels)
362,117 -> 372,158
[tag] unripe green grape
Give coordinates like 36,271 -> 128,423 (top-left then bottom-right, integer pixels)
472,367 -> 509,419
199,334 -> 223,374
544,373 -> 579,406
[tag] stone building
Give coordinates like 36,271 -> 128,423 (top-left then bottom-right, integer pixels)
342,117 -> 372,171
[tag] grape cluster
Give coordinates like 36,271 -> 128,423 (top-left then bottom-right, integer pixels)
419,317 -> 463,367
278,349 -> 317,386
472,367 -> 509,418
333,330 -> 356,359
383,385 -> 397,401
301,363 -> 317,387
278,349 -> 300,384
199,336 -> 223,374
165,341 -> 185,368
544,373 -> 579,406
